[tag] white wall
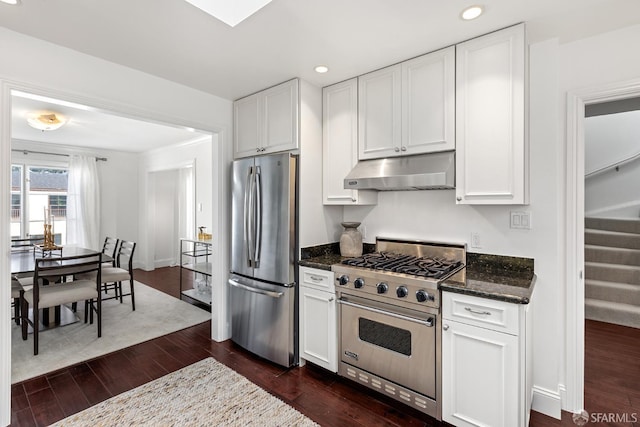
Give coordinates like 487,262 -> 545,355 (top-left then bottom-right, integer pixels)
584,111 -> 640,218
150,169 -> 178,267
0,27 -> 232,427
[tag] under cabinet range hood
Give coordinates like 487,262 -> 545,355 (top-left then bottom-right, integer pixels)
344,151 -> 455,191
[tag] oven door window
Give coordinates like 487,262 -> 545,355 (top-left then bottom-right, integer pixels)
358,317 -> 411,356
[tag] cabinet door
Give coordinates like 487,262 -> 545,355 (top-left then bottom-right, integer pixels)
299,285 -> 337,372
234,94 -> 261,158
442,319 -> 519,427
402,46 -> 455,155
358,64 -> 402,160
323,79 -> 377,205
455,24 -> 527,204
263,79 -> 299,154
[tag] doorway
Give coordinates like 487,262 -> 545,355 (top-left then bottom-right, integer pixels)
149,165 -> 195,268
566,79 -> 640,414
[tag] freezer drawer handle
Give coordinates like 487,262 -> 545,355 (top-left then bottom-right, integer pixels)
338,298 -> 434,327
229,279 -> 284,298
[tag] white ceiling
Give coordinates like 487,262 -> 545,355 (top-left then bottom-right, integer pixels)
11,92 -> 208,152
3,0 -> 640,151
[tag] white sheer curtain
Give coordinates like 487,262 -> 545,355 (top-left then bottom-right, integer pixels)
67,155 -> 101,250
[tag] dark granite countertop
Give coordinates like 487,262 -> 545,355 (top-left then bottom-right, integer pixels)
299,244 -> 536,303
440,253 -> 536,304
298,242 -> 375,271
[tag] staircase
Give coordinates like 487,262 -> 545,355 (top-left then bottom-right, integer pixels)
585,217 -> 640,329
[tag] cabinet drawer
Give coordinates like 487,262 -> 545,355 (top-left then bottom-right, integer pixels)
300,267 -> 335,292
442,292 -> 519,335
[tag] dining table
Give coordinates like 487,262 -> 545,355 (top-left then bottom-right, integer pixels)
11,246 -> 111,330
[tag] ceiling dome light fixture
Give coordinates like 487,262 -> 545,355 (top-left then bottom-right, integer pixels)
315,65 -> 329,74
0,0 -> 20,4
461,5 -> 484,20
27,112 -> 68,131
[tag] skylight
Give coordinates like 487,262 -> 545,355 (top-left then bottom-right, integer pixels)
183,0 -> 273,27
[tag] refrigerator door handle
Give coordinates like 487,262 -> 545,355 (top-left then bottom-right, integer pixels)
254,166 -> 262,267
228,279 -> 284,298
245,166 -> 255,267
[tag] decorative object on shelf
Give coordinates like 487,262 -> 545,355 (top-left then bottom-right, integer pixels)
194,276 -> 210,294
339,222 -> 363,257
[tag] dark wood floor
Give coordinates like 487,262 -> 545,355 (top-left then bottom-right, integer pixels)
10,267 -> 640,426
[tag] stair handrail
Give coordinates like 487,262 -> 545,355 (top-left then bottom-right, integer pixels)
585,150 -> 640,179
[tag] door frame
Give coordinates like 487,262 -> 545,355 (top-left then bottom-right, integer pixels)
565,77 -> 640,413
0,79 -> 231,425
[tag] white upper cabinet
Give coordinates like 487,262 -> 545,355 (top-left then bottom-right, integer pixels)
358,47 -> 455,160
402,46 -> 455,155
234,79 -> 299,159
358,64 -> 402,160
455,24 -> 528,205
323,79 -> 377,205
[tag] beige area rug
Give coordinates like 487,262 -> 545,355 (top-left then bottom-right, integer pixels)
52,357 -> 319,427
11,281 -> 211,384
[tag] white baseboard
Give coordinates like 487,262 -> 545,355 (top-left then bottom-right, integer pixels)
153,258 -> 175,269
531,385 -> 562,419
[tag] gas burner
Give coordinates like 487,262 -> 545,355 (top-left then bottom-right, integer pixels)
342,252 -> 462,279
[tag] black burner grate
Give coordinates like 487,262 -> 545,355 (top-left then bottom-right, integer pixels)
342,252 -> 462,279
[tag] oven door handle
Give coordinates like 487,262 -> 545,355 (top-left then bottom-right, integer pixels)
338,299 -> 434,327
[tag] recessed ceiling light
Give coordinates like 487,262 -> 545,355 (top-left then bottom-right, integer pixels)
461,5 -> 484,20
0,0 -> 19,5
315,65 -> 329,74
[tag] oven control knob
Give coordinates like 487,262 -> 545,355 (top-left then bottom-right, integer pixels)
396,286 -> 408,298
337,275 -> 349,286
354,278 -> 365,289
416,290 -> 433,302
376,282 -> 388,294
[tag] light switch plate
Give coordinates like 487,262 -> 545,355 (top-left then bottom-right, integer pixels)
510,211 -> 531,229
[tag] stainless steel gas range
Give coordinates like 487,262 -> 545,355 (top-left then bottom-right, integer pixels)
332,238 -> 466,420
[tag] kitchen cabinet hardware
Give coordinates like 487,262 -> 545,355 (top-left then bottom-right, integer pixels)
443,324 -> 449,331
464,307 -> 492,316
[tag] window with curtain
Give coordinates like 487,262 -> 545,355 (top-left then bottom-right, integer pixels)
11,164 -> 69,244
67,155 -> 101,250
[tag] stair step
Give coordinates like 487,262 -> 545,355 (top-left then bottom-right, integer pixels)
585,298 -> 640,329
585,262 -> 640,284
585,245 -> 640,266
585,229 -> 640,250
585,279 -> 640,305
585,217 -> 640,235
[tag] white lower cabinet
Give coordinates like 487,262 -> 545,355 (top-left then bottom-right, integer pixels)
299,267 -> 337,372
442,292 -> 532,427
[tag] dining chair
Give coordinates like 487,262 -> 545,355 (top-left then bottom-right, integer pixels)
21,252 -> 103,355
79,240 -> 137,311
11,236 -> 45,253
11,277 -> 24,325
101,236 -> 119,267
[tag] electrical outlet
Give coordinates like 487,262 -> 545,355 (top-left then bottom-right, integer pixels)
510,211 -> 532,229
471,232 -> 481,249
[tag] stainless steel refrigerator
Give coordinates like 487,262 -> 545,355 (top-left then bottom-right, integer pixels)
229,152 -> 298,367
